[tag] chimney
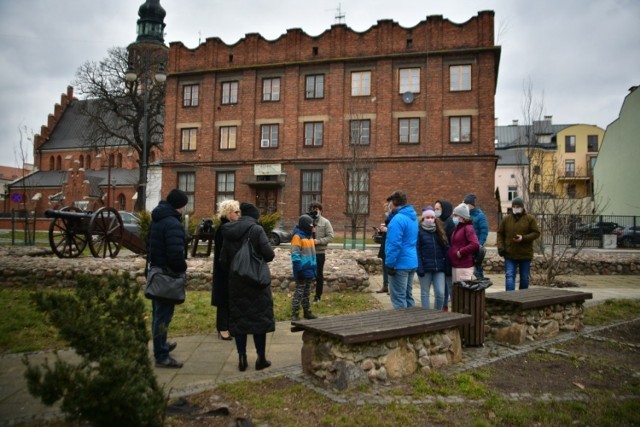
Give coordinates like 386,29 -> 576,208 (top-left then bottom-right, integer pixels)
511,119 -> 519,126
544,115 -> 552,123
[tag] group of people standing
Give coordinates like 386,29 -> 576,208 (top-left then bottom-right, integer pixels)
378,190 -> 540,311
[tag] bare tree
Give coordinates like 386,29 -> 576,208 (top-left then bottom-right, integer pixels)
337,116 -> 374,247
515,79 -> 606,285
73,47 -> 165,211
12,125 -> 36,244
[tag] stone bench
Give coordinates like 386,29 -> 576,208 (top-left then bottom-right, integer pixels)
485,288 -> 593,345
292,307 -> 471,390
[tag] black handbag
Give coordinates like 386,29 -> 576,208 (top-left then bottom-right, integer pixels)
144,266 -> 187,304
230,234 -> 271,288
473,245 -> 486,269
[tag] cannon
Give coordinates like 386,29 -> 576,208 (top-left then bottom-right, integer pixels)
45,207 -> 146,258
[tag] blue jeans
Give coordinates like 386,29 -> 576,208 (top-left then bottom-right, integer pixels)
505,258 -> 532,291
443,275 -> 452,308
389,269 -> 416,309
152,299 -> 176,362
418,272 -> 445,310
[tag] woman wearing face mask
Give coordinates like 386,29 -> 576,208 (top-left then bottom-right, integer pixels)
447,203 -> 480,283
434,200 -> 455,311
416,206 -> 449,309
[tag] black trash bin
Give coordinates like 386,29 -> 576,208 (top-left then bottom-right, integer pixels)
452,279 -> 492,347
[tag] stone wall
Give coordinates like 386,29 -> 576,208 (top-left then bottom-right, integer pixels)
485,302 -> 586,345
300,328 -> 463,390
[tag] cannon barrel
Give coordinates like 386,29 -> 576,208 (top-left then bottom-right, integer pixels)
45,209 -> 93,220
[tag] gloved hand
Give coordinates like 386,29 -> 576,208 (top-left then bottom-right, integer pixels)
387,267 -> 396,276
498,248 -> 506,257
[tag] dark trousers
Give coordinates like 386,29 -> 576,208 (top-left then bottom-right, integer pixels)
315,252 -> 326,298
234,333 -> 267,358
152,299 -> 175,362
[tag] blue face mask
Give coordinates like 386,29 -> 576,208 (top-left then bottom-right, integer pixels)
452,217 -> 460,226
435,210 -> 442,218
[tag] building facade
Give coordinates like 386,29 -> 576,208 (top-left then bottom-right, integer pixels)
162,11 -> 501,230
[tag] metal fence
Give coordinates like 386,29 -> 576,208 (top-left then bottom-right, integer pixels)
530,213 -> 639,248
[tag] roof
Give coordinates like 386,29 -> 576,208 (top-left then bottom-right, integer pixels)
7,168 -> 139,190
495,147 -> 529,166
495,123 -> 571,149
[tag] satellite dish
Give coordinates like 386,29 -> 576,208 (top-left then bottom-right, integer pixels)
402,91 -> 414,104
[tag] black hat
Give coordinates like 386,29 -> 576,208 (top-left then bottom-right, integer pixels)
240,202 -> 260,219
298,214 -> 314,235
511,197 -> 525,207
167,189 -> 188,210
463,194 -> 477,206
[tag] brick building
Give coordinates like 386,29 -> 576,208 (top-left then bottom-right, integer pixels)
162,11 -> 500,231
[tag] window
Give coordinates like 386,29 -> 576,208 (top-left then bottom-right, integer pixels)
304,122 -> 323,146
177,172 -> 195,213
117,153 -> 123,168
450,65 -> 471,91
219,126 -> 237,150
351,71 -> 371,96
565,159 -> 575,177
565,135 -> 576,153
301,170 -> 322,214
86,155 -> 91,169
399,118 -> 420,144
49,156 -> 54,170
534,183 -> 541,193
508,186 -> 518,201
533,165 -> 541,175
567,183 -> 577,198
399,68 -> 420,93
350,120 -> 370,145
449,116 -> 471,142
260,124 -> 279,148
221,81 -> 238,104
216,172 -> 235,206
587,135 -> 598,152
347,170 -> 369,214
79,155 -> 84,168
181,128 -> 197,151
262,78 -> 280,101
183,84 -> 199,107
305,74 -> 324,98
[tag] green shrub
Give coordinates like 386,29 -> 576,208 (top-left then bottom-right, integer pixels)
22,273 -> 166,426
259,211 -> 282,235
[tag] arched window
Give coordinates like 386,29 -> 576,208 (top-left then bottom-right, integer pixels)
79,155 -> 84,168
86,155 -> 91,169
109,153 -> 115,168
118,194 -> 126,211
56,156 -> 62,170
117,153 -> 123,168
49,156 -> 55,170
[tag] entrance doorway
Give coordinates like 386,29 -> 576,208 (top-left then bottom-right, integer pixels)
255,188 -> 278,214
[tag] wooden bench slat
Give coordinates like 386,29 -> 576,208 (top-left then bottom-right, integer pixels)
292,307 -> 472,344
486,288 -> 592,310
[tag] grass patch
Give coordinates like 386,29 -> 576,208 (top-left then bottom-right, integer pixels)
583,299 -> 640,326
1,287 -> 381,354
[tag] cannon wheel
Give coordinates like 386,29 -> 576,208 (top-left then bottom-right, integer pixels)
48,206 -> 88,258
88,207 -> 123,258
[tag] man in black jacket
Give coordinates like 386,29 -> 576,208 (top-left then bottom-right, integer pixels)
148,189 -> 188,368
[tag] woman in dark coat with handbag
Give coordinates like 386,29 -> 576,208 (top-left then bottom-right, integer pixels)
220,202 -> 275,372
211,199 -> 240,341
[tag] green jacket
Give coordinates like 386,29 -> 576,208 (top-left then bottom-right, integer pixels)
497,212 -> 540,260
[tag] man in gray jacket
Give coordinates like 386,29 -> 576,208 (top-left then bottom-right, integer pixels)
309,201 -> 334,303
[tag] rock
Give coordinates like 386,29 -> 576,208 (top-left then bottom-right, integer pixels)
333,360 -> 369,390
385,344 -> 417,379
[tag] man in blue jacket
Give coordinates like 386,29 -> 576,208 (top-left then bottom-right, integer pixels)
148,189 -> 188,368
464,194 -> 488,279
384,190 -> 418,309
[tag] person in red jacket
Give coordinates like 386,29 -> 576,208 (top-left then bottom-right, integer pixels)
447,203 -> 480,284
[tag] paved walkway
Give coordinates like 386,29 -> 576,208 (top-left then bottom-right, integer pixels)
1,273 -> 639,426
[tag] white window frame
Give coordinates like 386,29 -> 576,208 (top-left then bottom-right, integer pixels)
262,77 -> 280,101
351,71 -> 371,96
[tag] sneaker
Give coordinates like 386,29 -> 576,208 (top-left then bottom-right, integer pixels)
442,306 -> 449,312
313,296 -> 321,304
376,287 -> 389,294
168,342 -> 177,352
155,357 -> 183,369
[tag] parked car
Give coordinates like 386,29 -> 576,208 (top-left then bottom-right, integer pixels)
617,225 -> 640,248
574,221 -> 620,240
118,211 -> 141,236
269,226 -> 292,246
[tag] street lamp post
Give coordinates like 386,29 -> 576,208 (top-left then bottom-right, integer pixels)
125,63 -> 166,212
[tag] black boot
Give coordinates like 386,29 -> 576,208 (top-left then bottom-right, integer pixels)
292,311 -> 300,322
238,353 -> 248,372
255,355 -> 271,371
303,309 -> 317,320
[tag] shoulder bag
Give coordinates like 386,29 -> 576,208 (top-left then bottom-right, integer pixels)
144,266 -> 187,304
230,226 -> 271,288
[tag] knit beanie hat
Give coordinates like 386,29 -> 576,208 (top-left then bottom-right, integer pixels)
453,203 -> 471,220
463,194 -> 477,206
166,189 -> 188,210
511,197 -> 525,207
240,202 -> 260,219
298,214 -> 314,235
421,206 -> 435,218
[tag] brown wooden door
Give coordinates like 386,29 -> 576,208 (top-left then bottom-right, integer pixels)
255,188 -> 278,214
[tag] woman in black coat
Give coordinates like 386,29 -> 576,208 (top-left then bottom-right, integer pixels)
220,202 -> 275,372
211,199 -> 240,340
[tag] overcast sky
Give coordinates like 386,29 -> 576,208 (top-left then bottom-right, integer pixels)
0,0 -> 638,168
